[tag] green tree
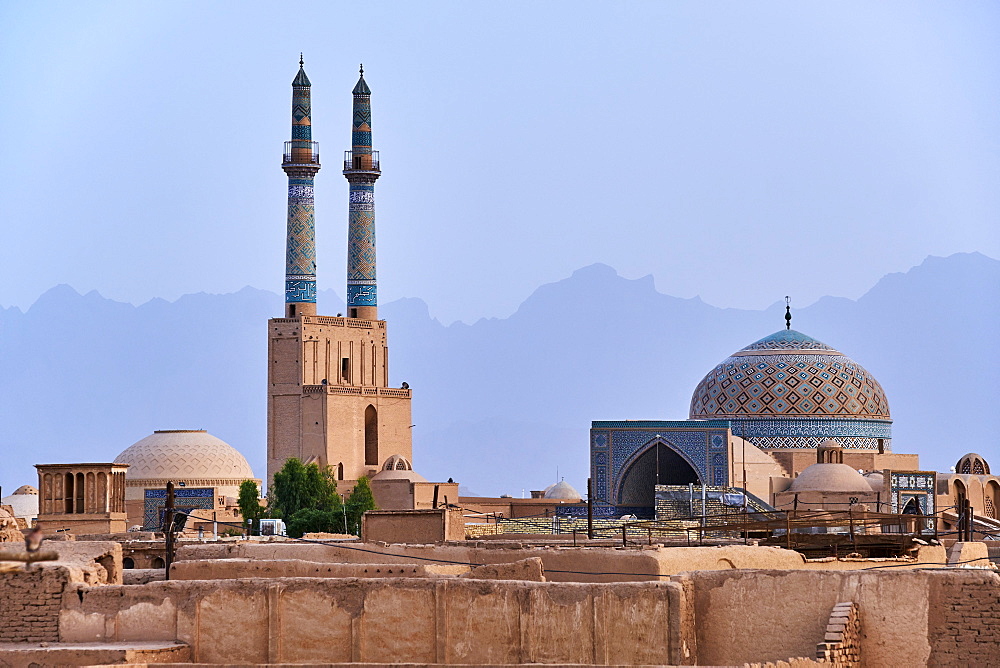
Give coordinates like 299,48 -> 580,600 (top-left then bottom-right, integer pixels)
269,458 -> 310,519
268,458 -> 345,538
237,480 -> 264,535
345,476 -> 377,535
286,507 -> 345,538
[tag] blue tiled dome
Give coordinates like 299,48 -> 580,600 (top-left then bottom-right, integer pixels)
689,330 -> 890,420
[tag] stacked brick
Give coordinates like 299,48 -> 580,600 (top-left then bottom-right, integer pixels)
742,658 -> 826,668
815,601 -> 860,667
929,571 -> 1000,666
0,567 -> 66,642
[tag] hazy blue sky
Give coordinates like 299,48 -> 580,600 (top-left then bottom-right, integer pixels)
1,2 -> 997,323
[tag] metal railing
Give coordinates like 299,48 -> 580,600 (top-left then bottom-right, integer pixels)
283,141 -> 320,164
343,150 -> 380,171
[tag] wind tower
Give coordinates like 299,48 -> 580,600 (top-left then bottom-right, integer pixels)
343,64 -> 380,320
267,62 -> 412,487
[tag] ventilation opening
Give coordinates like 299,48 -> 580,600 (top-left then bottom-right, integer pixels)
65,473 -> 74,514
877,438 -> 884,454
76,472 -> 85,513
364,405 -> 378,465
289,304 -> 296,317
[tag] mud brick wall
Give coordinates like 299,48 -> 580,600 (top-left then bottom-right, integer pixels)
928,570 -> 1000,666
0,567 -> 67,642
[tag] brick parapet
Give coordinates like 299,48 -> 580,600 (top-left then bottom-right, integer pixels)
0,566 -> 68,642
928,570 -> 1000,666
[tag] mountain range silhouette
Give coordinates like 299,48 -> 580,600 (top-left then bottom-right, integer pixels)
1,252 -> 996,497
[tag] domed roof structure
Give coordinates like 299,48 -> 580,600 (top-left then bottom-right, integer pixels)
789,463 -> 874,494
115,430 -> 254,481
544,480 -> 582,501
864,471 -> 886,493
12,485 -> 37,495
956,453 -> 990,475
0,491 -> 37,522
690,330 -> 890,420
372,455 -> 428,482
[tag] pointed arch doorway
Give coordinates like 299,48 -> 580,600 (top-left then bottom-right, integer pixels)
617,441 -> 700,509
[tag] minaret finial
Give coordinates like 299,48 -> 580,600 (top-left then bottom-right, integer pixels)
784,296 -> 792,330
299,53 -> 304,67
360,63 -> 364,77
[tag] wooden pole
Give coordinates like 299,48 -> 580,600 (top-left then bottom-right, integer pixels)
587,477 -> 594,540
848,507 -> 857,555
0,550 -> 58,564
164,481 -> 175,580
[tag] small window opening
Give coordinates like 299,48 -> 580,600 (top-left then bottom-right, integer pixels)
341,358 -> 351,383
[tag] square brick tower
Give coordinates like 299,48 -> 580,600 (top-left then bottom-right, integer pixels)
267,61 -> 412,485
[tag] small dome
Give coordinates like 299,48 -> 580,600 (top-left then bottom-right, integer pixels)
13,485 -> 37,495
381,454 -> 413,472
115,430 -> 254,481
1,493 -> 38,520
789,463 -> 874,494
372,454 -> 428,483
956,453 -> 990,476
864,472 -> 886,493
544,480 -> 582,501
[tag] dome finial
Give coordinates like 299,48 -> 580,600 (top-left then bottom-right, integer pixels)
784,296 -> 792,330
360,63 -> 364,77
299,53 -> 304,67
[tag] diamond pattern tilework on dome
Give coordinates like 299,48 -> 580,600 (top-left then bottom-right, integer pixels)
115,431 -> 254,480
690,329 -> 891,420
738,329 -> 836,352
690,353 -> 890,419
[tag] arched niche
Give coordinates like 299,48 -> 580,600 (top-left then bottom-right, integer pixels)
617,441 -> 700,508
364,405 -> 378,466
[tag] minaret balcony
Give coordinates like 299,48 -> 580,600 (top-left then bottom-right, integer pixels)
343,150 -> 380,172
283,141 -> 320,165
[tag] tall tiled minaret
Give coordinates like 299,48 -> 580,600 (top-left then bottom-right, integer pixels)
268,62 -> 412,487
282,55 -> 321,318
343,64 -> 380,320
